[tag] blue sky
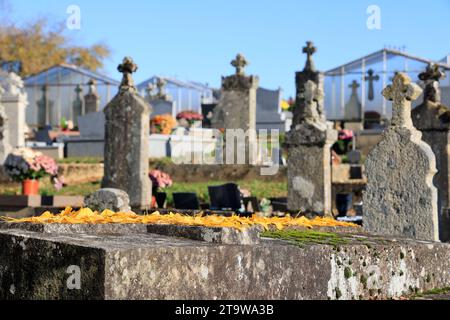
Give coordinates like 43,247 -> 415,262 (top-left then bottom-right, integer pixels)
3,0 -> 450,97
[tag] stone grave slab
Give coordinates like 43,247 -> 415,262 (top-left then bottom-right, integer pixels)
0,228 -> 450,300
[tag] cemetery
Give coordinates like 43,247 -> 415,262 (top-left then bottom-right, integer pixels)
0,1 -> 450,303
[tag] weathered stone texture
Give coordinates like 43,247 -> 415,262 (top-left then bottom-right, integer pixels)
364,73 -> 439,241
287,45 -> 337,214
101,57 -> 152,209
287,125 -> 336,214
84,188 -> 131,213
211,54 -> 259,131
1,229 -> 450,300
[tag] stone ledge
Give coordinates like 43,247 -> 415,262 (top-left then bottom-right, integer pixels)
0,229 -> 449,300
0,222 -> 261,244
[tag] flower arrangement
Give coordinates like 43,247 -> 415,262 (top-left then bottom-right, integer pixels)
176,110 -> 203,125
150,114 -> 177,135
149,169 -> 173,190
4,148 -> 64,190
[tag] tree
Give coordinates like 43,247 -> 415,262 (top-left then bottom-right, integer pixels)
0,18 -> 111,77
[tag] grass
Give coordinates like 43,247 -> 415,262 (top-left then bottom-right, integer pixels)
0,179 -> 287,207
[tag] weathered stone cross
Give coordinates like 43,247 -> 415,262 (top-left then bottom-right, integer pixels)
117,57 -> 138,92
302,41 -> 317,72
418,64 -> 446,103
382,73 -> 422,127
349,80 -> 360,95
365,69 -> 380,101
75,84 -> 83,96
231,54 -> 248,76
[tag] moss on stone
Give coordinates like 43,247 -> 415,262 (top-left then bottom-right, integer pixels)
260,230 -> 350,248
344,267 -> 353,279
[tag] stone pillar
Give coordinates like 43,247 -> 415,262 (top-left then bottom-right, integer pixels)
412,63 -> 450,242
84,79 -> 100,114
0,72 -> 27,148
0,86 -> 12,163
364,73 -> 439,242
287,42 -> 337,215
101,57 -> 152,209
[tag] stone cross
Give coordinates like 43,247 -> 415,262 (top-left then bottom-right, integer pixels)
418,64 -> 446,103
118,57 -> 138,93
364,72 -> 439,242
382,72 -> 422,127
349,80 -> 360,95
84,79 -> 100,114
231,54 -> 248,76
102,57 -> 152,209
302,41 -> 317,72
365,69 -> 380,101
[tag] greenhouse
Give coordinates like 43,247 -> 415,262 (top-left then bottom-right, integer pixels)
23,64 -> 120,129
324,49 -> 450,126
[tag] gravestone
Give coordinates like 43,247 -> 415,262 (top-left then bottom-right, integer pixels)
287,80 -> 337,214
412,63 -> 450,242
344,80 -> 362,121
0,72 -> 28,148
0,86 -> 12,163
211,54 -> 259,131
84,79 -> 100,114
286,42 -> 337,215
211,54 -> 259,165
256,87 -> 285,132
101,57 -> 152,209
146,78 -> 175,117
364,73 -> 439,242
291,41 -> 324,126
72,84 -> 83,127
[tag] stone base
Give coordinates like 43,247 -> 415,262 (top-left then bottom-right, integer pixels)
0,227 -> 449,300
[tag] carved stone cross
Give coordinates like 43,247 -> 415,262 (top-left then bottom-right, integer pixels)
382,73 -> 422,127
75,84 -> 83,96
231,54 -> 248,76
418,64 -> 446,103
302,41 -> 317,72
117,57 -> 138,92
365,69 -> 380,101
349,80 -> 360,95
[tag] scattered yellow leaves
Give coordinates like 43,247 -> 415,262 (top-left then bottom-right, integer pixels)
0,207 -> 358,231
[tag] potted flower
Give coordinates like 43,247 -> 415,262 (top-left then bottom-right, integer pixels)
149,169 -> 173,208
4,148 -> 64,195
176,111 -> 203,129
150,114 -> 177,135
